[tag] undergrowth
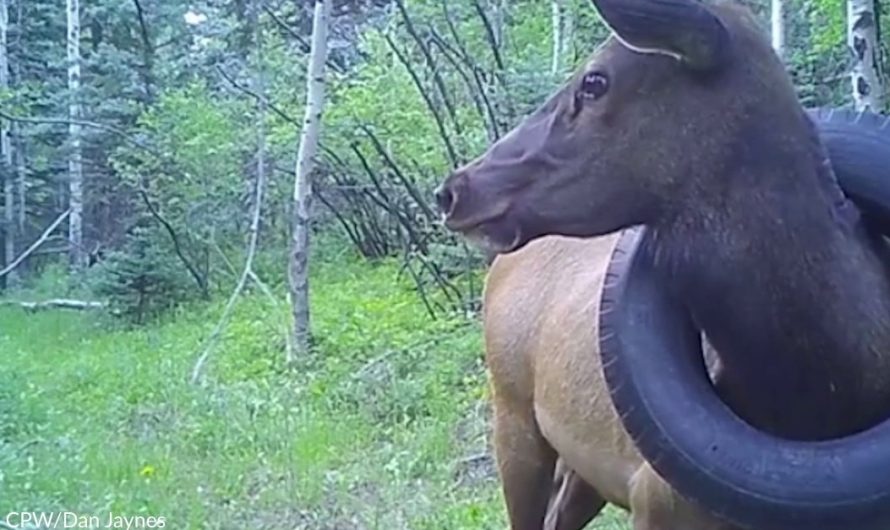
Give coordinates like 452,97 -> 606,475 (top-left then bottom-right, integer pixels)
0,255 -> 628,529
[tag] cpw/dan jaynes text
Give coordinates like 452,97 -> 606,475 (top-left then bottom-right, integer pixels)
5,512 -> 166,529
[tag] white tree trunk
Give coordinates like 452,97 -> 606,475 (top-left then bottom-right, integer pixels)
492,0 -> 507,49
563,1 -> 573,66
11,28 -> 23,233
771,0 -> 785,59
0,0 -> 15,285
15,121 -> 24,233
551,0 -> 563,75
290,0 -> 331,355
550,0 -> 574,75
848,0 -> 885,111
67,0 -> 85,270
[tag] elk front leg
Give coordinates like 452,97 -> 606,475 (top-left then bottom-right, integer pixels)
492,396 -> 557,530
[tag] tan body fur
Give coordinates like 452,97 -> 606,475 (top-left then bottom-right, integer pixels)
484,234 -> 736,530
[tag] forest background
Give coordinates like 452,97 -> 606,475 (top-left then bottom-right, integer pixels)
0,0 -> 881,528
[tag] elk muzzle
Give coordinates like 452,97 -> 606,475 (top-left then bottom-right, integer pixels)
436,161 -> 528,253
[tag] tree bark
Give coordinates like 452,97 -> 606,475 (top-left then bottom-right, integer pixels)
771,0 -> 785,59
14,122 -> 24,233
290,0 -> 331,355
131,0 -> 156,104
563,0 -> 573,67
1,299 -> 106,312
12,4 -> 24,236
848,0 -> 885,111
551,0 -> 563,75
550,0 -> 574,75
490,0 -> 506,49
0,0 -> 15,286
67,0 -> 86,270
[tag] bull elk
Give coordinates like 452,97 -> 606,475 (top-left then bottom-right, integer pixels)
434,0 -> 890,529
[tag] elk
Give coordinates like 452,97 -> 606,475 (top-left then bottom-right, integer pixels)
435,0 -> 890,529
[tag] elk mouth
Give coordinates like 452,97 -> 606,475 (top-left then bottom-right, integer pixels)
444,211 -> 525,254
436,161 -> 535,254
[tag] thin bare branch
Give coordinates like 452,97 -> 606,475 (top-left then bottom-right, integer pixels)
428,30 -> 499,140
472,0 -> 505,71
384,32 -> 459,167
191,5 -> 274,382
0,209 -> 70,279
216,65 -> 300,127
0,110 -> 151,152
137,187 -> 208,295
360,125 -> 437,223
393,0 -> 461,134
216,65 -> 346,166
260,3 -> 344,73
438,0 -> 513,121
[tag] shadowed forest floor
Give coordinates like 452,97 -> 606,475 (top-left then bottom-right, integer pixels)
0,257 -> 629,529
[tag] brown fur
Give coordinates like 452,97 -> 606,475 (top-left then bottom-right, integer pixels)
437,0 -> 890,528
485,234 -> 738,530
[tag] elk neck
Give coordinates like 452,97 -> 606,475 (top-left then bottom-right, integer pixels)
643,114 -> 890,441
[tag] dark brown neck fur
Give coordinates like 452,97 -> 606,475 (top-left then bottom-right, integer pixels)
646,112 -> 890,440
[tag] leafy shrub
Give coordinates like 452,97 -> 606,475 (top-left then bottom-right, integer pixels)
92,223 -> 195,324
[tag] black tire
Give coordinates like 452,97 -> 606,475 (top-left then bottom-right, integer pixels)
598,109 -> 890,530
809,107 -> 890,234
599,227 -> 890,530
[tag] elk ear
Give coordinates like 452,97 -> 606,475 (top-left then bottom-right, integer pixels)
589,0 -> 730,71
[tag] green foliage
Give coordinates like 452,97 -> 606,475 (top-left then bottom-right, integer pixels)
16,262 -> 75,298
8,0 -> 873,309
325,31 -> 455,175
112,82 -> 248,234
782,0 -> 850,109
91,222 -> 195,324
1,0 -> 886,525
0,258 -> 614,529
103,81 -> 256,298
808,0 -> 846,55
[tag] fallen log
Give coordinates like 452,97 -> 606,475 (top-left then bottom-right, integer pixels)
1,299 -> 107,312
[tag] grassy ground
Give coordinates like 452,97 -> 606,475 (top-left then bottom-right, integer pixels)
0,256 -> 629,529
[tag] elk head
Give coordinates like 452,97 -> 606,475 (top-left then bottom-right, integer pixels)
435,0 -> 796,254
436,1 -> 890,529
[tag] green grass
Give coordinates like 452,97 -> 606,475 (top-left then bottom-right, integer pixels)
0,256 -> 629,529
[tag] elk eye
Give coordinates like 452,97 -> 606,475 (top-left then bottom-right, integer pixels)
579,72 -> 609,100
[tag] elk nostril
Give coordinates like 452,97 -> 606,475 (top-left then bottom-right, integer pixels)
435,184 -> 456,216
